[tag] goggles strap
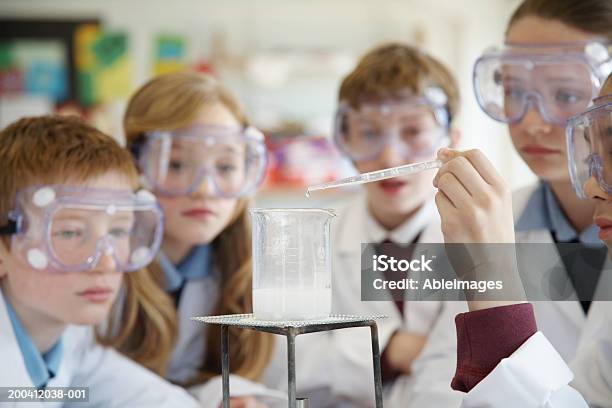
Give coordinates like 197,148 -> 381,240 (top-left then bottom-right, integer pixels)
0,220 -> 17,235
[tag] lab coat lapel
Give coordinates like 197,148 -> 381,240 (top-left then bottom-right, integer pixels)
335,196 -> 367,257
513,184 -> 586,331
333,197 -> 402,323
167,275 -> 219,384
592,255 -> 612,302
334,197 -> 442,324
417,207 -> 443,243
516,228 -> 586,330
0,293 -> 50,408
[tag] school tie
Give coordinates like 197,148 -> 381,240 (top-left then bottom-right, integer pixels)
375,233 -> 421,383
552,232 -> 606,314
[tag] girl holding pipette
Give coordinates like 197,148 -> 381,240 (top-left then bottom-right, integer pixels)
394,0 -> 612,406
433,72 -> 612,408
407,0 -> 612,397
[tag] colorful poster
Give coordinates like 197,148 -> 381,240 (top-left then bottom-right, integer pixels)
153,34 -> 187,75
0,40 -> 68,100
75,24 -> 133,105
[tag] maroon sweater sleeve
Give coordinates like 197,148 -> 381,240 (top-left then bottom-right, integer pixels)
451,303 -> 537,392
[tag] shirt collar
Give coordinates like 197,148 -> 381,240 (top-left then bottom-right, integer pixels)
364,199 -> 434,244
159,244 -> 212,292
2,292 -> 63,388
516,182 -> 600,243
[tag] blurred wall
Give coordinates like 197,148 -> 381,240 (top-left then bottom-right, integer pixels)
0,0 -> 534,190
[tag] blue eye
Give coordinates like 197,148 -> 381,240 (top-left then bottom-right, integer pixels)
109,228 -> 130,239
53,229 -> 83,240
361,129 -> 379,141
216,163 -> 237,174
555,90 -> 583,105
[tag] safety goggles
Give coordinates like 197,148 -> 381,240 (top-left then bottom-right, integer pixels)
474,42 -> 612,126
0,185 -> 164,272
137,125 -> 267,198
566,98 -> 612,199
334,87 -> 450,162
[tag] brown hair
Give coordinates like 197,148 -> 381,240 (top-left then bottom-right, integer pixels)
0,115 -> 177,374
124,71 -> 275,383
338,43 -> 460,124
507,0 -> 612,39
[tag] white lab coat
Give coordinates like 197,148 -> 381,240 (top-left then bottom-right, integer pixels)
403,182 -> 612,407
570,302 -> 612,407
459,331 -> 587,408
512,184 -> 612,363
167,273 -> 220,385
460,302 -> 612,408
455,184 -> 612,407
323,194 -> 465,407
0,291 -> 199,408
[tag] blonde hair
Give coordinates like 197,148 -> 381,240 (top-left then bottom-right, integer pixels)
339,43 -> 460,125
124,71 -> 275,383
0,115 -> 176,375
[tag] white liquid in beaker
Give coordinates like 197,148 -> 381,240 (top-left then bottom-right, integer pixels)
253,287 -> 332,321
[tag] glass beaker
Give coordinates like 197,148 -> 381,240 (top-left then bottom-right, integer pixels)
250,208 -> 335,321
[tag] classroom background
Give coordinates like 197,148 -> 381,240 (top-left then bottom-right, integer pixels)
0,0 -> 527,206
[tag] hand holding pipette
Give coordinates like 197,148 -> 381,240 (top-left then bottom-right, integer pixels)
305,147 -> 514,242
433,148 -> 523,311
433,148 -> 514,244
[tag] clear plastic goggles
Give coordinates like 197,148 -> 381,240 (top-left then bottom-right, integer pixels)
138,125 -> 267,198
0,185 -> 164,272
567,98 -> 612,199
333,87 -> 450,162
474,42 -> 612,125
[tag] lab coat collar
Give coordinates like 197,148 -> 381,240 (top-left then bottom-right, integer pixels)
515,182 -> 599,244
513,184 -> 600,329
159,244 -> 212,292
336,194 -> 438,255
364,198 -> 436,244
0,291 -> 38,387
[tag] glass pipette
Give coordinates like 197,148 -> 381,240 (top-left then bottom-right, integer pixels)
306,159 -> 442,197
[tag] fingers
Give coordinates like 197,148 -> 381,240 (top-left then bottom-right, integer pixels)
433,148 -> 514,244
461,149 -> 506,189
229,397 -> 268,408
436,172 -> 471,208
229,397 -> 250,408
437,148 -> 506,189
434,148 -> 508,200
435,189 -> 457,214
436,147 -> 461,163
434,156 -> 488,198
